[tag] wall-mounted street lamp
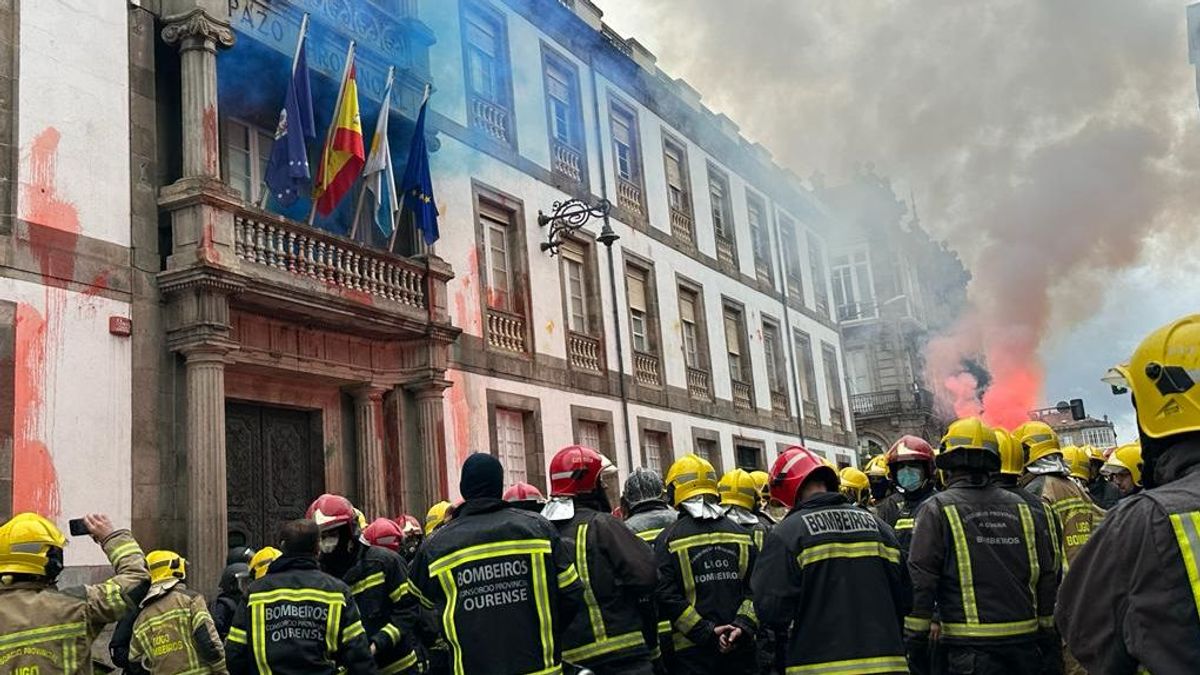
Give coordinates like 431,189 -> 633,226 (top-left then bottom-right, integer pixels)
537,198 -> 617,254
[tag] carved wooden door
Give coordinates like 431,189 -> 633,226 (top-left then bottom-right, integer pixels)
226,401 -> 324,550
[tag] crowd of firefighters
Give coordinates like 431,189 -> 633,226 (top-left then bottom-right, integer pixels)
2,316 -> 1200,675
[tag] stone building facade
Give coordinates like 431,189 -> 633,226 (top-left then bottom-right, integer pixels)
815,171 -> 969,458
1,0 -> 858,594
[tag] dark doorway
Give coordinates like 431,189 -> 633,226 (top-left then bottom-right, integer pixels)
225,401 -> 324,550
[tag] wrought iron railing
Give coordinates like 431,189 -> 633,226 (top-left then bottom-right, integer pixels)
551,140 -> 584,184
487,308 -> 527,352
732,380 -> 753,410
567,331 -> 602,372
687,367 -> 710,399
837,301 -> 879,322
850,387 -> 935,418
616,177 -> 643,215
471,95 -> 510,144
233,209 -> 426,308
633,351 -> 661,386
670,207 -> 694,245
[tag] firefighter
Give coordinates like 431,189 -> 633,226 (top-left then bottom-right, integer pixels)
425,501 -> 453,536
408,452 -> 584,675
362,517 -> 406,553
128,550 -> 226,674
0,512 -> 148,674
225,519 -> 374,674
307,493 -> 423,674
542,445 -> 657,674
874,435 -> 938,553
395,514 -> 424,563
838,466 -> 871,508
995,428 -> 1065,576
655,453 -> 758,675
752,445 -> 910,675
907,417 -> 1059,675
623,467 -> 678,542
226,546 -> 256,567
865,454 -> 892,507
719,468 -> 772,548
1099,442 -> 1143,498
1085,445 -> 1121,509
209,561 -> 249,641
247,547 -> 280,581
504,482 -> 548,512
1013,421 -> 1101,569
1058,314 -> 1200,673
1060,446 -> 1092,492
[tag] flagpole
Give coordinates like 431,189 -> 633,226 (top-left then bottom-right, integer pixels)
309,40 -> 356,226
390,83 -> 433,252
349,66 -> 396,241
257,13 -> 309,210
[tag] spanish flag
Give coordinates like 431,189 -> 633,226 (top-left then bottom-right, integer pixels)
313,46 -> 365,216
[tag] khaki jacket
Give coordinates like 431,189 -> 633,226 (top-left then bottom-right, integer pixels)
129,582 -> 227,674
0,530 -> 148,674
1024,472 -> 1104,567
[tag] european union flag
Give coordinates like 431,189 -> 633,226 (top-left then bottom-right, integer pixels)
264,30 -> 315,207
400,91 -> 438,245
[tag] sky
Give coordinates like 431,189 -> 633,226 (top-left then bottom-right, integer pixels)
598,0 -> 1200,443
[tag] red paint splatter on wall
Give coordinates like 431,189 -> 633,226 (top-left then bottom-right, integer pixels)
198,221 -> 222,265
12,303 -> 59,517
23,127 -> 81,287
445,370 -> 471,467
203,106 -> 219,175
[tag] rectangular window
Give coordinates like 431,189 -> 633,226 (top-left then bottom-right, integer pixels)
545,60 -> 574,144
724,307 -> 746,382
663,137 -> 689,212
736,444 -> 763,471
679,288 -> 701,369
495,408 -> 527,485
483,206 -> 513,312
822,343 -> 844,420
465,7 -> 502,102
709,168 -> 732,239
779,214 -> 803,294
695,437 -> 719,471
832,247 -> 877,321
578,420 -> 603,452
846,348 -> 872,395
627,267 -> 650,353
643,430 -> 670,474
794,331 -> 818,408
222,118 -> 273,203
611,105 -> 638,181
763,322 -> 783,392
808,232 -> 830,315
562,241 -> 588,333
748,193 -> 771,277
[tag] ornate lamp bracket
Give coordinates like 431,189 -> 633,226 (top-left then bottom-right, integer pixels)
537,198 -> 616,255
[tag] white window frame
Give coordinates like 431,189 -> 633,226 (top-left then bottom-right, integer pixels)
578,420 -> 604,452
222,118 -> 273,204
483,211 -> 513,312
465,7 -> 503,102
495,408 -> 527,485
709,170 -> 731,240
763,323 -> 782,392
562,242 -> 588,333
545,58 -> 575,146
611,106 -> 638,182
832,246 -> 877,322
627,268 -> 650,353
643,431 -> 664,474
680,290 -> 700,369
724,309 -> 744,382
663,138 -> 688,211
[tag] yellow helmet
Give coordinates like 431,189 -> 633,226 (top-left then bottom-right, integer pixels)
353,508 -> 369,532
1102,442 -> 1143,486
994,428 -> 1023,476
749,470 -> 770,503
1104,315 -> 1200,439
718,469 -> 760,510
425,501 -> 453,536
0,513 -> 67,577
864,454 -> 889,478
1061,446 -> 1090,481
146,550 -> 187,585
939,417 -> 1000,470
1012,420 -> 1061,467
838,467 -> 869,491
665,453 -> 719,506
248,546 -> 281,581
1085,445 -> 1107,463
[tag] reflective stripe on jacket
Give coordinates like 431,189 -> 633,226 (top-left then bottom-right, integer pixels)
1024,473 -> 1104,568
341,545 -> 421,673
129,584 -> 226,674
0,530 -> 149,675
874,488 -> 936,555
408,498 -> 583,675
907,477 -> 1058,645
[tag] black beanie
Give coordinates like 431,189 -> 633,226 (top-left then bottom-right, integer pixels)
460,452 -> 504,500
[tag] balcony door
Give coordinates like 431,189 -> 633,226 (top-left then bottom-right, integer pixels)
846,348 -> 873,396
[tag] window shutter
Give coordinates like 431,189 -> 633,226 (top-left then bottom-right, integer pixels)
627,272 -> 647,312
680,294 -> 696,323
724,314 -> 740,355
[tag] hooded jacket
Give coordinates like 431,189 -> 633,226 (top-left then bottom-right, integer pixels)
623,499 -> 678,543
129,581 -> 227,674
752,492 -> 910,674
1057,443 -> 1200,675
0,529 -> 148,675
224,554 -> 374,675
553,503 -> 658,667
407,498 -> 584,675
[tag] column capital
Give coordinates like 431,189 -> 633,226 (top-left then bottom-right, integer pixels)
161,8 -> 235,51
405,378 -> 453,400
348,384 -> 390,404
178,339 -> 237,363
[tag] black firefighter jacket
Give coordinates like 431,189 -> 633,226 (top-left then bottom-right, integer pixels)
408,498 -> 584,675
874,486 -> 936,554
340,544 -> 422,673
225,554 -> 374,675
653,511 -> 757,655
1057,448 -> 1200,675
906,475 -> 1058,648
554,504 -> 658,668
752,492 -> 910,675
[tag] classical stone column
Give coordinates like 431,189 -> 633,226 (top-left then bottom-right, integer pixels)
407,379 -> 452,508
352,386 -> 389,518
161,5 -> 233,179
181,344 -> 230,596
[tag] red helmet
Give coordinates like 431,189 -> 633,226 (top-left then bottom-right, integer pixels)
503,482 -> 546,503
394,514 -> 422,539
769,445 -> 838,509
306,494 -> 358,533
362,518 -> 404,552
886,435 -> 936,476
548,445 -> 605,497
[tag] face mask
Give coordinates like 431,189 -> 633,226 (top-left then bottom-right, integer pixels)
319,534 -> 339,554
896,466 -> 925,492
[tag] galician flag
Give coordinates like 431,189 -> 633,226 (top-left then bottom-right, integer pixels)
313,44 -> 365,216
362,67 -> 398,237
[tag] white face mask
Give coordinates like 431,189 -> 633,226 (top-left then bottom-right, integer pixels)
319,534 -> 339,554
